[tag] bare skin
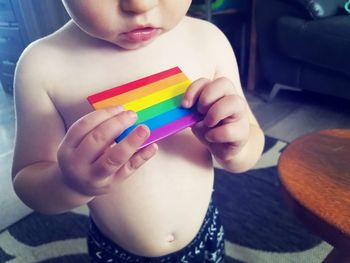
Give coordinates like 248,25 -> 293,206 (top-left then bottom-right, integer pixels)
12,0 -> 264,257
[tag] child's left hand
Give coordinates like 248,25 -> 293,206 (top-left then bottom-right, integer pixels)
182,77 -> 250,162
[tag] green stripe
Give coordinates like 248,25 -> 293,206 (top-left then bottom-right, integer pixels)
135,94 -> 183,124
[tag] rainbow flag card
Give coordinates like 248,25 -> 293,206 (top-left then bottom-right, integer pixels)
87,67 -> 202,148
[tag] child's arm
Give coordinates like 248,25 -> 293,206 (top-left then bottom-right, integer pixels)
12,45 -> 157,214
182,21 -> 265,173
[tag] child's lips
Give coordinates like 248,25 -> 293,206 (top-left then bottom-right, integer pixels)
124,27 -> 159,43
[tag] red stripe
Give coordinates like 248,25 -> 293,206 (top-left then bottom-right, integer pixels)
87,67 -> 181,104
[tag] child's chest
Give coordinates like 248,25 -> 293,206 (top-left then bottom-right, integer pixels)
51,47 -> 215,129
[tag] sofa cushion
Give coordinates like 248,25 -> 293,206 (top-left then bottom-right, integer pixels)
292,0 -> 346,19
275,15 -> 350,77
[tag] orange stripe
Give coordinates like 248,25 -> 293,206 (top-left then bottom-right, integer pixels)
92,72 -> 189,109
88,67 -> 182,104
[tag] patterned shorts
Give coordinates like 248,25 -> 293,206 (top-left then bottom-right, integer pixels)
87,201 -> 225,263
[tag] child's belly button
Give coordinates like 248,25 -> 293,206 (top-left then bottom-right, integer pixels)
166,233 -> 176,243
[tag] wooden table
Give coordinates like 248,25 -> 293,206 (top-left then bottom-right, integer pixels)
278,129 -> 350,263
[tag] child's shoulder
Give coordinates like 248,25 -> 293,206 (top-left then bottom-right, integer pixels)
15,25 -> 73,91
183,15 -> 216,29
17,37 -> 58,70
19,25 -> 71,65
182,16 -> 232,49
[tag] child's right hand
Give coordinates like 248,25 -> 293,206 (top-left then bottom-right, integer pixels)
57,107 -> 158,197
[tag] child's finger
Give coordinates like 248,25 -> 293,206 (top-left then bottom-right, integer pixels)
192,121 -> 210,146
182,78 -> 210,108
75,110 -> 137,163
118,143 -> 158,176
62,106 -> 124,148
91,125 -> 150,177
197,78 -> 235,114
205,121 -> 249,144
204,95 -> 246,127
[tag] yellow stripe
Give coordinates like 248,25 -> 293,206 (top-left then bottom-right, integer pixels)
124,79 -> 191,112
92,73 -> 189,110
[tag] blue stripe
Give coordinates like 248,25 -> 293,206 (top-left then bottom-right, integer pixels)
115,107 -> 195,142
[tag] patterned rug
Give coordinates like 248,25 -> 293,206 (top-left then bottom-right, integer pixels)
0,136 -> 332,263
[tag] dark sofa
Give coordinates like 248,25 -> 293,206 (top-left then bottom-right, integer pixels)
255,0 -> 350,101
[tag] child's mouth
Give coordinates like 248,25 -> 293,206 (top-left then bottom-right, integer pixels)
124,27 -> 159,43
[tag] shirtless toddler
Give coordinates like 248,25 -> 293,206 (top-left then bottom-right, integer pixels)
12,1 -> 265,262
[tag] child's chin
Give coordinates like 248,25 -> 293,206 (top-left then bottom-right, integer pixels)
114,38 -> 157,50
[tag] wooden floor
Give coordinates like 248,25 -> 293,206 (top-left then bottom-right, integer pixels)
246,87 -> 350,142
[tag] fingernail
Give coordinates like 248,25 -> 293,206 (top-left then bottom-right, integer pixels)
127,111 -> 137,119
136,125 -> 149,138
182,99 -> 191,108
148,143 -> 158,153
110,106 -> 123,114
194,121 -> 205,129
205,134 -> 214,142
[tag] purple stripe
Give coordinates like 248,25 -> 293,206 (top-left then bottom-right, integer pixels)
140,113 -> 202,148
